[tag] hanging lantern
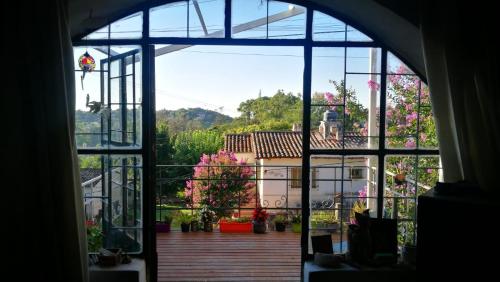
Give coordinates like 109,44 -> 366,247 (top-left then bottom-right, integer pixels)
78,51 -> 96,72
79,51 -> 96,90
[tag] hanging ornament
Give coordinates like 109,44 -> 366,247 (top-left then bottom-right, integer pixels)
78,51 -> 96,90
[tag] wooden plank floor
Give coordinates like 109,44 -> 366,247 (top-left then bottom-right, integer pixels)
157,231 -> 301,281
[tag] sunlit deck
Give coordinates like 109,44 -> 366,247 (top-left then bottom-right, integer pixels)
157,231 -> 301,281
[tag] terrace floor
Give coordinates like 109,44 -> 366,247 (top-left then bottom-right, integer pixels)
157,230 -> 302,281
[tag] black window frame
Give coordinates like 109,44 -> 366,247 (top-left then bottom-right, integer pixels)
73,1 -> 439,280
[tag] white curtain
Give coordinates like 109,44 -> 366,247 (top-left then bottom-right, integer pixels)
3,0 -> 88,281
420,1 -> 500,193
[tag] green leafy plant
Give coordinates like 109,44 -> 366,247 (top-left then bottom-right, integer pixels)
225,217 -> 251,223
177,213 -> 193,225
291,214 -> 301,224
86,220 -> 102,252
272,215 -> 287,224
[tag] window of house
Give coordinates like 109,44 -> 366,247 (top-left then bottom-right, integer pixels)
350,167 -> 363,179
290,167 -> 302,188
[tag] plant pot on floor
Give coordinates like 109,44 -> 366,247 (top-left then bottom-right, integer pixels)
181,223 -> 190,232
253,221 -> 266,234
156,222 -> 171,233
292,223 -> 301,233
275,222 -> 286,232
191,221 -> 199,232
203,221 -> 213,232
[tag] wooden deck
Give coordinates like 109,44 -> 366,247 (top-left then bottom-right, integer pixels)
157,231 -> 301,281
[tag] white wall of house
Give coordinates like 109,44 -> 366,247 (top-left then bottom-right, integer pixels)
258,157 -> 370,209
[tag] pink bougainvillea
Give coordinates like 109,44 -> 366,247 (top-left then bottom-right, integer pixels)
367,79 -> 380,91
185,150 -> 256,218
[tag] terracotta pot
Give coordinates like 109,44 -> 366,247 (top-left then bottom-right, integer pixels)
394,174 -> 406,185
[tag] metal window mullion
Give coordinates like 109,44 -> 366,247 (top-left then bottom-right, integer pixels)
266,0 -> 269,39
377,49 -> 388,219
301,6 -> 313,266
224,0 -> 231,38
133,53 -> 137,145
120,57 -> 128,146
107,45 -> 112,147
186,0 -> 190,38
141,44 -> 156,280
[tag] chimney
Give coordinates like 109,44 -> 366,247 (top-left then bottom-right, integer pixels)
320,110 -> 342,140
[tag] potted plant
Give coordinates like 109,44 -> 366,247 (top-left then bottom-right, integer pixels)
273,215 -> 287,232
156,211 -> 174,233
394,173 -> 406,185
177,214 -> 192,233
291,214 -> 301,233
200,206 -> 215,232
219,217 -> 252,233
86,220 -> 103,252
191,211 -> 200,232
252,206 -> 269,234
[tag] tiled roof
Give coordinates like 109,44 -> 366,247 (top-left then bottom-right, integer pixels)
224,131 -> 367,159
224,134 -> 253,153
80,168 -> 102,183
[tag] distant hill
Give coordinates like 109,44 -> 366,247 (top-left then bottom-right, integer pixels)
156,108 -> 233,133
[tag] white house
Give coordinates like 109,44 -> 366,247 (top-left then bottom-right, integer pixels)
224,121 -> 377,212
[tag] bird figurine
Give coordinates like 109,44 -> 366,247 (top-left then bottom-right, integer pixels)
86,94 -> 104,114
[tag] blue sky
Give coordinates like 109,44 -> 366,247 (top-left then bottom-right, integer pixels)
75,0 -> 408,117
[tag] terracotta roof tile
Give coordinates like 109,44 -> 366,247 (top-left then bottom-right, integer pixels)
224,134 -> 252,153
224,131 -> 368,159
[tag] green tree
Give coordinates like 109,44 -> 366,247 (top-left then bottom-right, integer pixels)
311,80 -> 368,134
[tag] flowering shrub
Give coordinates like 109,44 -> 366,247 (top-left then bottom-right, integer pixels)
185,150 -> 256,219
200,206 -> 216,223
85,220 -> 102,252
252,206 -> 269,223
386,65 -> 437,149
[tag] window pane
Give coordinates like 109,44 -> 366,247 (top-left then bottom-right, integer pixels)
83,26 -> 109,40
346,25 -> 372,42
80,155 -> 143,253
188,0 -> 225,38
346,48 -> 381,74
313,11 -> 346,41
150,1 -> 188,37
110,12 -> 143,39
232,0 -> 305,39
383,155 -> 441,248
268,1 -> 306,39
74,46 -> 142,149
309,155 -> 378,255
232,0 -> 267,38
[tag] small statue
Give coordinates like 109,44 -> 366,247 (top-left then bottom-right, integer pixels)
86,94 -> 104,114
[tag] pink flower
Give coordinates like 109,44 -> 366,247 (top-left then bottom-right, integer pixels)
405,139 -> 416,148
367,80 -> 380,91
420,133 -> 427,143
358,186 -> 367,198
426,168 -> 433,174
406,112 -> 418,124
324,92 -> 334,103
386,108 -> 394,119
405,104 -> 413,111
